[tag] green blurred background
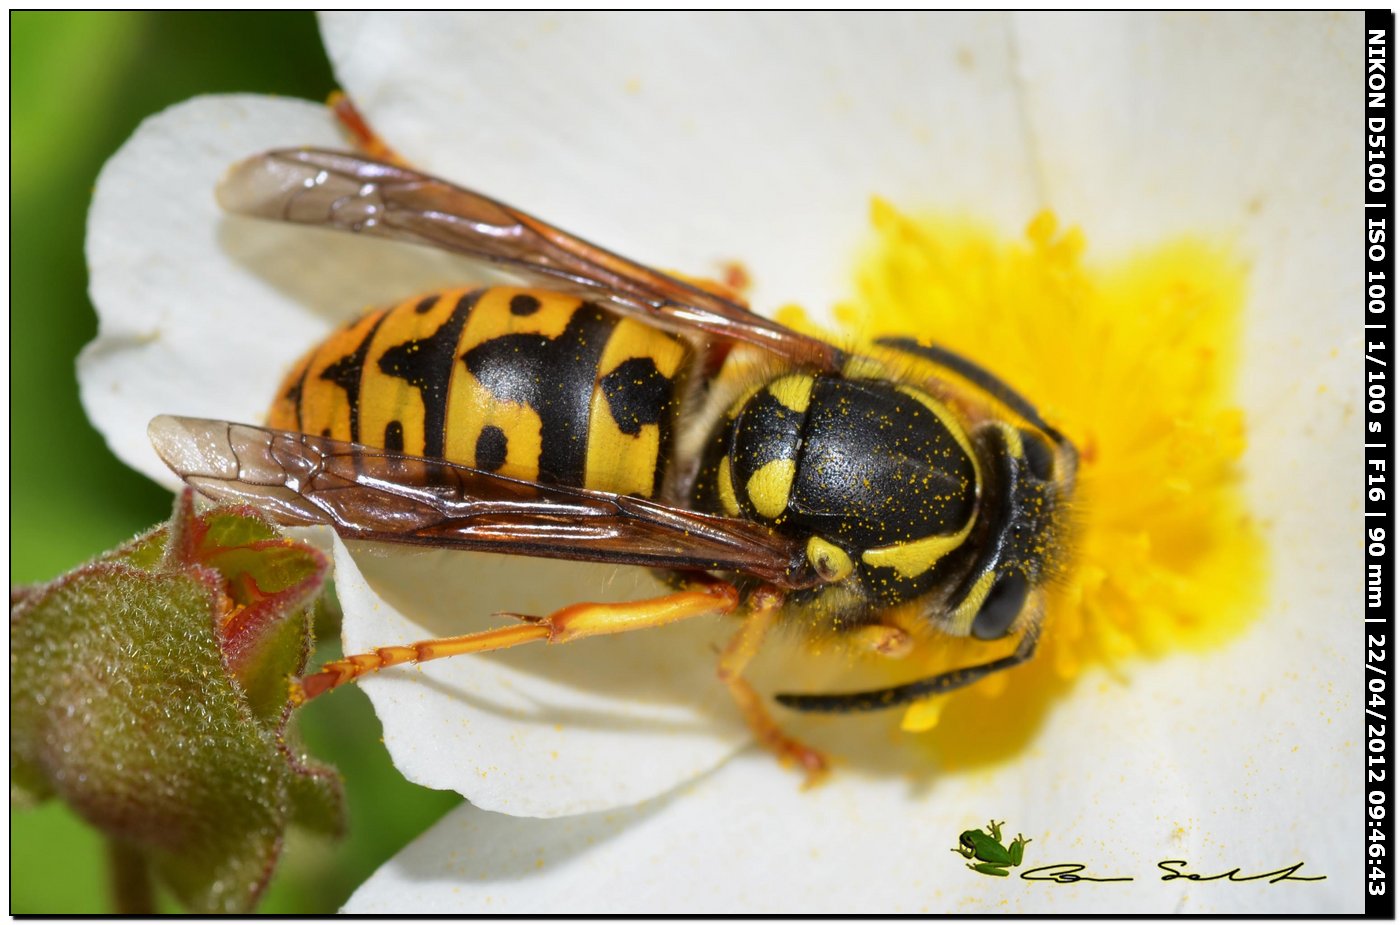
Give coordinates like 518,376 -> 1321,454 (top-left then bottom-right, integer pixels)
11,11 -> 461,913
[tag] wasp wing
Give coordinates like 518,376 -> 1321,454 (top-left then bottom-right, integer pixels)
150,416 -> 817,589
217,148 -> 844,371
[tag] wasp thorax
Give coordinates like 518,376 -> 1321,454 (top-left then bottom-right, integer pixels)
696,372 -> 981,605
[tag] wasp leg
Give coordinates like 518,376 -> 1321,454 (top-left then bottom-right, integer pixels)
295,578 -> 740,702
717,587 -> 830,786
665,267 -> 750,307
719,260 -> 751,298
848,624 -> 913,658
328,90 -> 408,165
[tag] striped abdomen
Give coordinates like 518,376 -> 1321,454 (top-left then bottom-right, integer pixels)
269,287 -> 692,498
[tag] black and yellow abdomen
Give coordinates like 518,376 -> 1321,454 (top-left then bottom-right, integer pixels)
269,286 -> 692,498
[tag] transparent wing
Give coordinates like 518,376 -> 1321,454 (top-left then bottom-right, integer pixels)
149,416 -> 819,589
217,148 -> 846,371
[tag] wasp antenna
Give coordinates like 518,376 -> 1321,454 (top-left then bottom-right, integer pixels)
775,632 -> 1039,714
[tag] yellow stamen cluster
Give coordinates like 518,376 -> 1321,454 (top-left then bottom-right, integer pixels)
781,202 -> 1265,767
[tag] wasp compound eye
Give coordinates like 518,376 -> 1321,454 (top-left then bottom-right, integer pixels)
1019,428 -> 1056,482
972,571 -> 1029,640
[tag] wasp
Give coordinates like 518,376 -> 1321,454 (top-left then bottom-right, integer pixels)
150,143 -> 1077,780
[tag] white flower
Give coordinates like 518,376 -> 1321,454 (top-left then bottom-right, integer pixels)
82,12 -> 1362,913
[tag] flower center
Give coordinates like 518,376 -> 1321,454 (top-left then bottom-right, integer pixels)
777,202 -> 1265,769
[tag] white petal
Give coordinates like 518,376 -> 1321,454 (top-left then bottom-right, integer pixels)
339,13 -> 1360,910
1017,12 -> 1362,905
81,94 -> 477,487
1013,12 -> 1359,461
328,535 -> 748,816
1014,13 -> 1356,245
1013,12 -> 1358,410
320,11 -> 1041,320
305,10 -> 1054,815
347,653 -> 1351,913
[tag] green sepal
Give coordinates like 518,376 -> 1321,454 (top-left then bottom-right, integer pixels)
10,492 -> 342,912
100,523 -> 168,571
284,747 -> 348,840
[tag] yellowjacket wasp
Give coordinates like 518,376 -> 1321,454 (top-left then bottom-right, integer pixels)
150,130 -> 1077,780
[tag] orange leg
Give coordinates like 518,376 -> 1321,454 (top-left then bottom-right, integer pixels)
718,260 -> 751,299
717,588 -> 830,785
295,578 -> 739,702
849,623 -> 913,658
328,90 -> 407,165
297,576 -> 826,784
667,267 -> 750,307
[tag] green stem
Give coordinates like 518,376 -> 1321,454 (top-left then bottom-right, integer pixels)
106,838 -> 154,914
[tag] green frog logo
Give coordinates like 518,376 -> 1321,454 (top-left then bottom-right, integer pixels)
954,820 -> 1031,877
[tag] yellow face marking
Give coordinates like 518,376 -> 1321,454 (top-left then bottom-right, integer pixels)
584,317 -> 688,497
716,456 -> 741,517
746,458 -> 796,520
806,536 -> 854,582
993,420 -> 1024,458
767,374 -> 814,414
860,528 -> 969,580
947,570 -> 997,637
